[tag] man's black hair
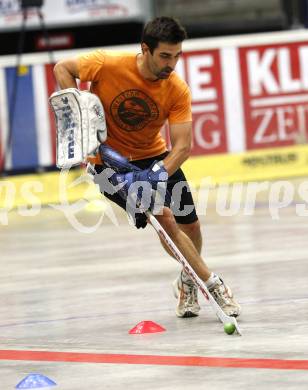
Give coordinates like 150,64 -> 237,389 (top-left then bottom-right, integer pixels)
141,17 -> 187,54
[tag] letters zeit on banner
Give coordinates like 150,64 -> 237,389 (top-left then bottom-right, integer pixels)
176,50 -> 227,155
241,42 -> 308,149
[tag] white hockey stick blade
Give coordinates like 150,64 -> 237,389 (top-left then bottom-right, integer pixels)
146,211 -> 242,336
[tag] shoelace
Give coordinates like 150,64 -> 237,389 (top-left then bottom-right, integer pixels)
182,282 -> 198,305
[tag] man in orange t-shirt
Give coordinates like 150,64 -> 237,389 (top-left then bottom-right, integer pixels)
78,48 -> 192,162
54,17 -> 241,319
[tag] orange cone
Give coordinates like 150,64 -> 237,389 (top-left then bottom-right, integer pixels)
129,320 -> 166,334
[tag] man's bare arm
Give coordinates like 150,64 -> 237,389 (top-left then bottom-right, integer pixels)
53,57 -> 80,89
163,121 -> 192,176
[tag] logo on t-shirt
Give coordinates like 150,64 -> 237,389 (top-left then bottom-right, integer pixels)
110,89 -> 159,132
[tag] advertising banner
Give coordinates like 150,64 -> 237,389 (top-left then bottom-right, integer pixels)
178,50 -> 228,156
239,42 -> 308,150
1,30 -> 308,172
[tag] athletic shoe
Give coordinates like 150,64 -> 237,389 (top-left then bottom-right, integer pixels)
209,277 -> 241,317
173,270 -> 200,318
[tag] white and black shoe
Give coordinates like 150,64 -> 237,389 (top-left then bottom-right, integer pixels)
173,270 -> 200,318
208,276 -> 241,317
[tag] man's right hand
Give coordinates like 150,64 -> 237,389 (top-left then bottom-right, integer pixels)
108,160 -> 169,210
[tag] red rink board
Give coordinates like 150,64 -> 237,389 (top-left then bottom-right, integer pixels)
180,49 -> 227,156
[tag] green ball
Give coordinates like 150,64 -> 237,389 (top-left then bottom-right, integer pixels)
224,322 -> 236,335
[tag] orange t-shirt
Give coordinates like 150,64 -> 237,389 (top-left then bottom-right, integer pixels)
78,50 -> 192,163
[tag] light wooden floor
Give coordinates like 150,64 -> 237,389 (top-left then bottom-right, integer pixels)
1,181 -> 308,389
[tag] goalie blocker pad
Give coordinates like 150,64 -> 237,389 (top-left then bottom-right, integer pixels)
49,88 -> 107,168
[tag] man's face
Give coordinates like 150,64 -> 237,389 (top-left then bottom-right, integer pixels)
143,41 -> 183,80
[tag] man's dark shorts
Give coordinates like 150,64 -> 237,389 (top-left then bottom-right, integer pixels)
95,151 -> 198,227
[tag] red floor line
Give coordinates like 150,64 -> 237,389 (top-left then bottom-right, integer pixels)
0,350 -> 307,370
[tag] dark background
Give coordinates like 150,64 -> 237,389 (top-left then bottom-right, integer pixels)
1,0 -> 308,56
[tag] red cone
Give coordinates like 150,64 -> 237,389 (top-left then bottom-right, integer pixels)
129,320 -> 166,334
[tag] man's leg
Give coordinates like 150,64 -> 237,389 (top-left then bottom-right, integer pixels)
166,168 -> 205,315
178,220 -> 202,254
156,209 -> 210,280
172,220 -> 203,317
156,207 -> 241,318
157,220 -> 202,258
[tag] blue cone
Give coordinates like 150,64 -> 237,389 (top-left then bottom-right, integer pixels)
16,373 -> 57,389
